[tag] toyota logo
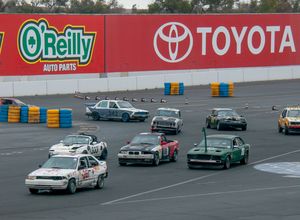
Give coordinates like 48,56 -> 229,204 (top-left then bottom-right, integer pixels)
154,22 -> 193,63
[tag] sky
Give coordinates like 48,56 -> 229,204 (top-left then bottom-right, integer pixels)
116,0 -> 155,9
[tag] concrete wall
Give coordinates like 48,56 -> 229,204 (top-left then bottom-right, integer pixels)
0,65 -> 298,97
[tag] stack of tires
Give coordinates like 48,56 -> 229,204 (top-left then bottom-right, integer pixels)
59,109 -> 72,128
219,83 -> 229,97
210,82 -> 220,97
8,106 -> 20,123
179,82 -> 184,95
0,105 -> 9,122
39,107 -> 47,123
47,109 -> 60,128
164,83 -> 171,95
28,106 -> 40,123
228,82 -> 234,97
20,106 -> 29,123
170,82 -> 179,95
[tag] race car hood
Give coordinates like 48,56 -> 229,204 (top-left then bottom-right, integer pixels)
29,168 -> 75,177
188,147 -> 229,156
220,116 -> 243,121
50,143 -> 87,151
152,116 -> 178,122
121,143 -> 157,151
122,108 -> 148,113
287,117 -> 300,122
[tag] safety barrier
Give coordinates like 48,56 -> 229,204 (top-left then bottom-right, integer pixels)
0,105 -> 9,122
59,109 -> 72,128
28,106 -> 40,123
8,106 -> 20,123
20,106 -> 29,123
211,82 -> 234,97
40,107 -> 47,123
165,82 -> 184,95
211,82 -> 220,97
47,109 -> 60,128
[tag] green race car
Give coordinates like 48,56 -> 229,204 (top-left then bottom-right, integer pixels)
187,134 -> 250,169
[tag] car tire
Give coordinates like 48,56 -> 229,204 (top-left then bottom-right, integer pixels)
242,125 -> 247,131
240,152 -> 249,165
29,188 -> 38,194
171,150 -> 178,162
92,112 -> 100,121
217,121 -> 222,131
284,126 -> 289,135
121,113 -> 130,122
278,124 -> 283,133
82,150 -> 88,154
66,179 -> 76,194
153,152 -> 160,166
206,120 -> 210,128
100,148 -> 108,160
95,175 -> 104,189
223,156 -> 231,169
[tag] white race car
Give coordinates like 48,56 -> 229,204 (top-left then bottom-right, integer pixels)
49,134 -> 108,160
25,154 -> 108,194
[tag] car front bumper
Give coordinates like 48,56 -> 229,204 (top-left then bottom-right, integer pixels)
151,126 -> 177,132
219,121 -> 246,128
118,153 -> 154,164
25,179 -> 69,190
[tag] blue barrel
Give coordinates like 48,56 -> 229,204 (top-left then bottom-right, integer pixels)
164,82 -> 171,95
39,107 -> 47,123
179,82 -> 184,95
20,105 -> 29,123
0,105 -> 9,122
219,82 -> 229,97
59,108 -> 72,128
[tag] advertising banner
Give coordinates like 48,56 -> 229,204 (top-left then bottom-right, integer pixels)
0,14 -> 104,76
106,14 -> 300,72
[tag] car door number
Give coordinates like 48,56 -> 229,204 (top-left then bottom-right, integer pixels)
241,147 -> 245,156
90,146 -> 99,154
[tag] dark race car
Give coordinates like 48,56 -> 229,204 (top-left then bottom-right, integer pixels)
187,134 -> 250,169
206,108 -> 247,131
118,132 -> 179,166
0,97 -> 26,106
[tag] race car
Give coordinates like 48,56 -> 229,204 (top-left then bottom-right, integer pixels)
187,134 -> 250,169
25,154 -> 108,194
206,108 -> 247,131
0,97 -> 26,106
151,108 -> 183,134
118,132 -> 179,166
278,106 -> 300,135
86,100 -> 149,122
49,134 -> 108,160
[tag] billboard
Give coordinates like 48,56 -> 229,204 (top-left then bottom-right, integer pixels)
0,14 -> 104,76
106,14 -> 300,72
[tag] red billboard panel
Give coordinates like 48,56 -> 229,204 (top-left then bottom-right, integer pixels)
106,14 -> 300,72
0,14 -> 104,76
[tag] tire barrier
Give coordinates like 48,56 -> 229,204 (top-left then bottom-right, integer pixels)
59,108 -> 72,128
47,109 -> 60,128
0,105 -> 9,122
8,106 -> 20,123
28,106 -> 40,123
165,82 -> 184,95
20,106 -> 29,123
39,107 -> 47,123
211,82 -> 234,97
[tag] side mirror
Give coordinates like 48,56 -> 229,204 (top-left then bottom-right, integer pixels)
194,143 -> 198,147
92,142 -> 97,145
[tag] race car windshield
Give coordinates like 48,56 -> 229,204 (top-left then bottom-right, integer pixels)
118,101 -> 134,108
157,110 -> 179,118
198,138 -> 232,149
42,157 -> 78,169
131,135 -> 159,145
63,136 -> 90,145
218,110 -> 238,117
287,110 -> 300,117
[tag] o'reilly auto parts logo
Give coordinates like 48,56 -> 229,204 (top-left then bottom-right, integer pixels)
154,22 -> 193,63
18,19 -> 96,66
0,32 -> 4,54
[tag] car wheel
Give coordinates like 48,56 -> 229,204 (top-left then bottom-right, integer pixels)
278,124 -> 283,133
242,125 -> 247,131
171,150 -> 178,162
174,127 -> 179,135
284,126 -> 289,135
92,112 -> 100,121
66,179 -> 76,194
29,188 -> 38,194
121,113 -> 130,122
95,175 -> 104,189
82,150 -> 88,154
100,148 -> 108,160
119,161 -> 126,166
223,156 -> 231,169
240,152 -> 249,165
153,152 -> 160,166
206,120 -> 210,128
217,122 -> 222,131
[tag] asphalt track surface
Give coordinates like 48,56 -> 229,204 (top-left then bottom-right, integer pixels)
1,80 -> 300,220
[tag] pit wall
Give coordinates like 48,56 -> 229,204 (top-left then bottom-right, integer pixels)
1,65 -> 299,97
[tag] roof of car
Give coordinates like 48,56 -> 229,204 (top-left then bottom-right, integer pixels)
157,107 -> 180,112
139,132 -> 164,136
285,106 -> 300,110
52,154 -> 94,158
206,134 -> 239,139
212,108 -> 233,111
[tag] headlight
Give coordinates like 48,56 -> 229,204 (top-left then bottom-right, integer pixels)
27,176 -> 36,180
119,150 -> 128,154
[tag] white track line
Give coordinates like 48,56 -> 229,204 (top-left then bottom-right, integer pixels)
102,149 -> 300,205
106,184 -> 300,205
